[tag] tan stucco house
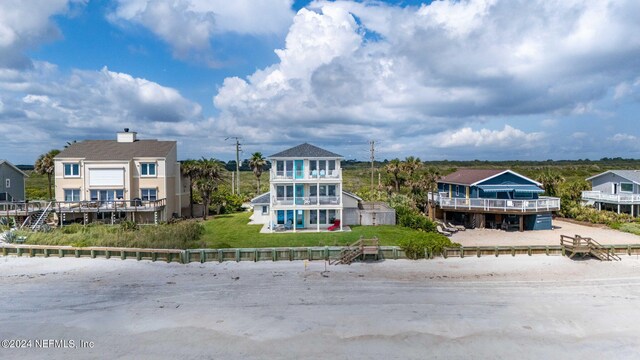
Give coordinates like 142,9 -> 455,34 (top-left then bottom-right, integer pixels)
54,129 -> 189,224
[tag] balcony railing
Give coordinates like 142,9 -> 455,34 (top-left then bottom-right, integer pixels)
55,199 -> 166,212
273,196 -> 340,206
437,194 -> 560,212
581,191 -> 640,203
271,169 -> 342,180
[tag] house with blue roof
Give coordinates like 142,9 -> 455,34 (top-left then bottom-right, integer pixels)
582,170 -> 640,217
436,169 -> 560,231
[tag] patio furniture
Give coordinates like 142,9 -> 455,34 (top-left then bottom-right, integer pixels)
284,219 -> 293,230
328,219 -> 341,231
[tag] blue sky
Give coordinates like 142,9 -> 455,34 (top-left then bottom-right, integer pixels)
1,0 -> 639,164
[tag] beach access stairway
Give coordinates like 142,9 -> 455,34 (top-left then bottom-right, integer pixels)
20,201 -> 53,232
330,237 -> 380,265
561,235 -> 621,261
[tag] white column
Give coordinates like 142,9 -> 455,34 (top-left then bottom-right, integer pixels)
618,204 -> 621,214
632,204 -> 635,217
293,209 -> 297,233
316,209 -> 320,232
339,209 -> 343,231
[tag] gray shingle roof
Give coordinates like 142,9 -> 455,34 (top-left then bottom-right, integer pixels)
439,169 -> 505,185
269,143 -> 342,158
55,140 -> 175,160
250,192 -> 271,205
588,170 -> 640,184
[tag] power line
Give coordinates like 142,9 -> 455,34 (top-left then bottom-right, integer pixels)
225,137 -> 241,194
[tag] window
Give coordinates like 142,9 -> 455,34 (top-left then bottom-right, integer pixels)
329,210 -> 336,222
64,189 -> 81,202
310,211 -> 317,224
328,185 -> 336,196
141,163 -> 156,176
5,179 -> 9,188
64,163 -> 80,177
90,189 -> 124,201
621,183 -> 633,193
262,205 -> 269,215
319,210 -> 327,224
141,188 -> 157,201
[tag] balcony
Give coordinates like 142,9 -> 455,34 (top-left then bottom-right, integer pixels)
581,191 -> 640,204
437,194 -> 560,213
272,196 -> 341,206
55,199 -> 166,213
270,169 -> 341,181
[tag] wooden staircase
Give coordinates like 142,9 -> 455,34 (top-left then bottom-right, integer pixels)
21,201 -> 53,232
561,235 -> 621,261
330,237 -> 380,265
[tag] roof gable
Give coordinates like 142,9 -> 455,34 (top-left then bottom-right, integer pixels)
55,140 -> 176,161
439,169 -> 542,187
0,160 -> 28,177
475,170 -> 542,186
269,143 -> 342,158
586,170 -> 640,185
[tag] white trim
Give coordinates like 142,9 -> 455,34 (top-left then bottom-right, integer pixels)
5,178 -> 9,188
620,182 -> 634,193
586,170 -> 640,185
0,160 -> 29,177
471,170 -> 543,187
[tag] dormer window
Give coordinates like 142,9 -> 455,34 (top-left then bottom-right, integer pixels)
141,163 -> 156,177
63,163 -> 80,177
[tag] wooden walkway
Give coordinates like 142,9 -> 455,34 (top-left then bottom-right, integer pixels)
329,237 -> 380,265
560,235 -> 621,261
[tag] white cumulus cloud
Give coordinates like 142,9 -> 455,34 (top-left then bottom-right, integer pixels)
434,125 -> 544,149
109,0 -> 295,61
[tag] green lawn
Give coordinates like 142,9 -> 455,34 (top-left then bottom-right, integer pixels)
201,211 -> 444,248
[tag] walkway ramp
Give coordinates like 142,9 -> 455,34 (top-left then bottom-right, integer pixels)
561,235 -> 621,261
330,237 -> 380,265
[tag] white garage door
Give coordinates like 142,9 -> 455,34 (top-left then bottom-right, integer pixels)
89,169 -> 125,186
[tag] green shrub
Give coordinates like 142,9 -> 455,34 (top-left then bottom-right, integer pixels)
395,205 -> 436,232
398,233 -> 458,259
61,223 -> 83,234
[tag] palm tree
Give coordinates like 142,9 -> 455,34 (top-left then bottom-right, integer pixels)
248,152 -> 266,195
385,158 -> 403,193
180,159 -> 199,217
402,156 -> 422,180
192,158 -> 224,220
536,170 -> 565,197
34,149 -> 60,199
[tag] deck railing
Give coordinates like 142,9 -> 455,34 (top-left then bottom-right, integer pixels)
54,199 -> 166,212
581,191 -> 640,203
273,196 -> 340,206
271,169 -> 341,180
437,194 -> 560,212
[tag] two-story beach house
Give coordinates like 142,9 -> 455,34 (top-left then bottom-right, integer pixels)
435,169 -> 561,231
0,160 -> 27,202
266,143 -> 345,232
53,129 -> 189,225
581,170 -> 640,217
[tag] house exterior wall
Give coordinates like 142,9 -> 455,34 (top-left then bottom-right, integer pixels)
0,163 -> 26,201
54,143 -> 182,221
590,173 -> 640,195
268,154 -> 344,232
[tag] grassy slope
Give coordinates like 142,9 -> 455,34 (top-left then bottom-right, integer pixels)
202,212 -> 445,248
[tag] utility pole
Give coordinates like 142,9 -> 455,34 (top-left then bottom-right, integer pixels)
231,172 -> 235,194
225,137 -> 242,195
370,140 -> 375,192
235,138 -> 241,195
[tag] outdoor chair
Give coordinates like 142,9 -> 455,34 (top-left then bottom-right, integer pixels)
328,219 -> 341,231
436,224 -> 452,237
284,219 -> 293,230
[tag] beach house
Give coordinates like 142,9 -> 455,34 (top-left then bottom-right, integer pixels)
581,170 -> 640,217
435,169 -> 560,231
53,129 -> 189,225
0,160 -> 27,202
265,143 -> 345,232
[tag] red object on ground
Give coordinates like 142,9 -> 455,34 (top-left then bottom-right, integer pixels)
328,219 -> 341,231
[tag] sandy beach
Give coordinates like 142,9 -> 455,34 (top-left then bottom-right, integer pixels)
450,219 -> 640,246
1,255 -> 640,359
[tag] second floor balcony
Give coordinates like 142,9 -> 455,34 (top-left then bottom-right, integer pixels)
436,193 -> 560,213
582,191 -> 640,204
271,169 -> 341,181
272,195 -> 341,206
